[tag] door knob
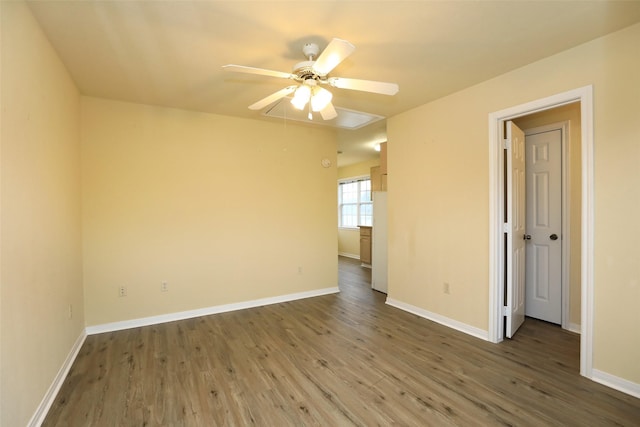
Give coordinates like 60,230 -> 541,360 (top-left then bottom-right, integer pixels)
524,234 -> 532,240
550,234 -> 558,241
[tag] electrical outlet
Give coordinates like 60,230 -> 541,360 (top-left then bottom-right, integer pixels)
443,282 -> 450,294
161,282 -> 168,292
68,304 -> 73,319
119,286 -> 127,297
298,266 -> 303,275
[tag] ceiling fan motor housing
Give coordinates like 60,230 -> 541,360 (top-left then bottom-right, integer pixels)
292,61 -> 318,80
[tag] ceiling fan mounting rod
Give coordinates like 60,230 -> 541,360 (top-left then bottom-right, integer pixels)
293,43 -> 323,81
302,42 -> 320,61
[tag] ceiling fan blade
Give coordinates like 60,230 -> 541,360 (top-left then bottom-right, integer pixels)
320,102 -> 338,120
312,38 -> 355,76
327,77 -> 399,96
248,86 -> 297,110
223,64 -> 295,80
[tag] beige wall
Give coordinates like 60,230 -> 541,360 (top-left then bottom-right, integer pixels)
338,158 -> 380,180
81,97 -> 338,326
337,159 -> 379,257
513,103 -> 582,327
388,23 -> 640,383
0,3 -> 84,426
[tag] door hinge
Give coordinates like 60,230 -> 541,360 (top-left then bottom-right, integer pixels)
503,305 -> 510,316
503,138 -> 511,150
503,223 -> 510,233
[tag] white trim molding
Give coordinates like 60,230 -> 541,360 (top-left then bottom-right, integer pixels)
567,323 -> 581,335
487,85 -> 594,380
338,252 -> 360,260
30,288 -> 340,424
86,287 -> 340,335
579,89 -> 595,378
386,298 -> 489,341
28,330 -> 87,427
337,174 -> 370,184
592,370 -> 640,399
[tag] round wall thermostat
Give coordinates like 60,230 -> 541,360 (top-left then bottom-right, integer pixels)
321,158 -> 332,168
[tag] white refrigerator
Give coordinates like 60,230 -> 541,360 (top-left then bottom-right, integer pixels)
371,191 -> 388,293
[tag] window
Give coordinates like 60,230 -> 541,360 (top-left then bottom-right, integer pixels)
338,178 -> 372,227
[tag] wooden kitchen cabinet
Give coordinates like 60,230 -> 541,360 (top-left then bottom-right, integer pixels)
370,165 -> 387,194
379,142 -> 387,175
370,166 -> 382,192
359,226 -> 372,266
371,142 -> 388,195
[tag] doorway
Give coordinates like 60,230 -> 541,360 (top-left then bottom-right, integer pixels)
488,86 -> 594,378
515,119 -> 572,328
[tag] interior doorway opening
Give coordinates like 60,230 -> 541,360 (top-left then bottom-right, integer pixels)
488,86 -> 594,379
513,107 -> 580,332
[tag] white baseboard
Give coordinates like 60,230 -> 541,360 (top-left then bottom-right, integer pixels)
566,322 -> 581,334
86,287 -> 340,335
592,369 -> 640,399
28,329 -> 87,427
385,298 -> 489,341
385,300 -> 639,400
26,291 -> 640,427
338,252 -> 359,259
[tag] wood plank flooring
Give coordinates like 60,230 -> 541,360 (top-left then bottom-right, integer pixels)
44,256 -> 640,426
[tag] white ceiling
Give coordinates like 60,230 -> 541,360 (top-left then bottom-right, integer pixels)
26,0 -> 640,166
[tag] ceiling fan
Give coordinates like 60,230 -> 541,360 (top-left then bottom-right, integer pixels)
222,38 -> 399,121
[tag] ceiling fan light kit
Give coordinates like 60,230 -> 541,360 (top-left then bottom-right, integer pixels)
310,87 -> 332,112
223,38 -> 399,123
291,84 -> 312,110
290,80 -> 333,114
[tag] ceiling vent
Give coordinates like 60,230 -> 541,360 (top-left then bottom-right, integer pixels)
263,98 -> 384,130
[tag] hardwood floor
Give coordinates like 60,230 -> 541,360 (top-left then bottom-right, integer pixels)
44,256 -> 640,426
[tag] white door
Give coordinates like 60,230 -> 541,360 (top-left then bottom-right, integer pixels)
506,121 -> 526,338
525,129 -> 562,324
372,191 -> 388,293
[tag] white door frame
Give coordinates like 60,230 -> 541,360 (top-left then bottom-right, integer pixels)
488,85 -> 594,378
524,122 -> 571,330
